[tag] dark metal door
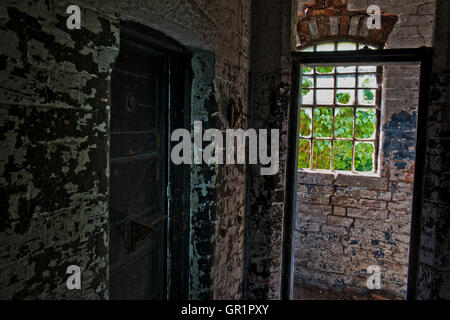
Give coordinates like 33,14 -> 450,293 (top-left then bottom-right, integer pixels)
110,36 -> 168,300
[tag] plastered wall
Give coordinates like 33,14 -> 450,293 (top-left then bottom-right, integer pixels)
0,0 -> 251,300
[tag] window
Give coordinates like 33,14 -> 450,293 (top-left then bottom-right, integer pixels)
298,41 -> 382,174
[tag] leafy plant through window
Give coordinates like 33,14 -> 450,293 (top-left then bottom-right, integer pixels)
298,41 -> 381,174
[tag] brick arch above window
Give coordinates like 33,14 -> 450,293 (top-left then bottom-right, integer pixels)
296,0 -> 398,49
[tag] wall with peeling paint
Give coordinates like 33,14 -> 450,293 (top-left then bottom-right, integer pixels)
1,0 -> 449,301
246,0 -> 298,300
294,64 -> 421,299
0,0 -> 250,299
0,0 -> 118,299
416,0 -> 450,300
292,0 -> 436,299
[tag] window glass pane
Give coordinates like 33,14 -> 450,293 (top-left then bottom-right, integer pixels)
299,108 -> 312,137
313,140 -> 331,170
316,89 -> 334,105
337,75 -> 356,88
302,66 -> 314,74
314,107 -> 332,138
337,66 -> 356,73
301,87 -> 314,105
300,46 -> 315,52
356,108 -> 376,139
336,89 -> 355,105
316,42 -> 335,52
333,140 -> 353,171
316,75 -> 334,88
358,65 -> 377,72
297,45 -> 382,174
298,140 -> 311,169
358,74 -> 377,88
334,108 -> 354,138
355,142 -> 374,172
316,66 -> 335,74
337,42 -> 357,51
302,76 -> 314,90
358,89 -> 376,105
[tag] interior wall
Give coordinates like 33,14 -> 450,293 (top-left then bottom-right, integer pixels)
416,0 -> 450,300
246,0 -> 298,299
293,0 -> 437,299
0,0 -> 251,300
296,0 -> 435,49
345,0 -> 435,49
0,0 -> 118,299
0,0 -> 448,301
295,63 -> 421,298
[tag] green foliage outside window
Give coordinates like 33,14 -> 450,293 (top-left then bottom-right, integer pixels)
301,77 -> 313,96
313,140 -> 331,170
316,67 -> 335,74
355,143 -> 374,172
299,109 -> 312,137
333,140 -> 353,171
298,104 -> 376,172
298,52 -> 378,173
355,109 -> 376,139
334,108 -> 353,138
336,92 -> 350,104
298,140 -> 310,169
314,108 -> 332,138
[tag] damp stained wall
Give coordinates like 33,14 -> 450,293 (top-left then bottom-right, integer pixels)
0,0 -> 448,301
294,64 -> 421,298
292,0 -> 436,298
0,0 -> 251,300
246,0 -> 298,300
416,0 -> 450,300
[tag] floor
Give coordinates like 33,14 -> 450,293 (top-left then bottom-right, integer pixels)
293,284 -> 401,300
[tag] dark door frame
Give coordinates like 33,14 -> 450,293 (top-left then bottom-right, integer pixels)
282,47 -> 433,300
110,21 -> 192,300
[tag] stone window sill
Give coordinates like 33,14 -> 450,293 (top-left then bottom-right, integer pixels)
298,170 -> 388,190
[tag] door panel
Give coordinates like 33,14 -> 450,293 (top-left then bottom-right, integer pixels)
110,36 -> 168,300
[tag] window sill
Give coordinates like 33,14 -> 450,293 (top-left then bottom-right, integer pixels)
297,170 -> 388,190
298,169 -> 380,178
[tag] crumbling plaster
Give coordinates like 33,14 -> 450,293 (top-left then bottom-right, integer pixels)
0,0 -> 250,300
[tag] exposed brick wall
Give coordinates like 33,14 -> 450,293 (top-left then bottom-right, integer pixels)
297,0 -> 436,48
295,168 -> 415,297
295,63 -> 420,297
293,0 -> 436,299
0,0 -> 446,301
345,0 -> 435,49
296,0 -> 398,48
294,0 -> 423,299
0,0 -> 250,300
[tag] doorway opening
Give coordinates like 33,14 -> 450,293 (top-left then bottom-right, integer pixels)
283,47 -> 432,300
109,21 -> 191,300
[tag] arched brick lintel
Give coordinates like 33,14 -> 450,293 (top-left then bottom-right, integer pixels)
297,1 -> 398,49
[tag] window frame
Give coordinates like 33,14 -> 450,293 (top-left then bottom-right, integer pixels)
282,46 -> 433,301
297,41 -> 383,175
